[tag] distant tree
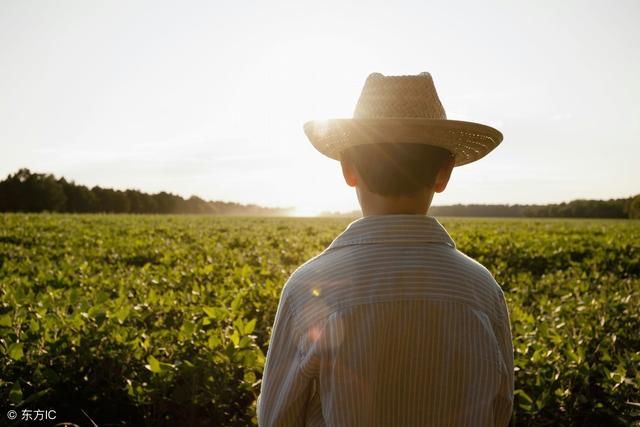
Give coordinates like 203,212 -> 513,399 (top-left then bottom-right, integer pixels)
629,195 -> 640,219
0,169 -> 66,212
60,179 -> 97,212
180,196 -> 209,214
111,190 -> 131,213
153,191 -> 177,214
125,189 -> 143,213
91,187 -> 130,213
0,169 -> 22,211
140,193 -> 159,213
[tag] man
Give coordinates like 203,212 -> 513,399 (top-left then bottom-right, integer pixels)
258,72 -> 514,426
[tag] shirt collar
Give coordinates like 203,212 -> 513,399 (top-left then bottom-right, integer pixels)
328,214 -> 456,250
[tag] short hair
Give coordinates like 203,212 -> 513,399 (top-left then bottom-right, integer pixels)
340,143 -> 452,197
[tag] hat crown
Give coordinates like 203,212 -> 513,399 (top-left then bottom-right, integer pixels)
353,72 -> 447,120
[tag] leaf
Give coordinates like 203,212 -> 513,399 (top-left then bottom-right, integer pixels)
0,313 -> 12,327
203,306 -> 225,319
95,291 -> 110,304
159,361 -> 175,371
207,335 -> 221,350
239,336 -> 252,349
230,330 -> 240,347
566,348 -> 581,364
88,305 -> 106,321
244,371 -> 256,385
230,294 -> 242,312
515,388 -> 533,405
256,347 -> 266,367
21,388 -> 52,406
244,318 -> 257,335
146,355 -> 162,373
9,380 -> 22,404
42,368 -> 59,384
8,342 -> 24,361
179,321 -> 196,340
203,306 -> 217,318
114,306 -> 130,323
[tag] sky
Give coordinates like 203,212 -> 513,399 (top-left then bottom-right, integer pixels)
1,0 -> 638,215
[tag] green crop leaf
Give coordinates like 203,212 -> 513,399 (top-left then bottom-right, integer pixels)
21,388 -> 53,406
88,305 -> 106,321
230,330 -> 240,347
207,334 -> 221,350
9,380 -> 22,404
515,388 -> 534,405
244,371 -> 256,385
231,294 -> 242,311
8,342 -> 24,361
146,355 -> 162,373
203,306 -> 217,318
203,306 -> 225,319
244,318 -> 257,335
0,313 -> 12,327
179,321 -> 196,341
114,306 -> 130,323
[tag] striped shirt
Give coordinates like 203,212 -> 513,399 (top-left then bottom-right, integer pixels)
258,215 -> 514,427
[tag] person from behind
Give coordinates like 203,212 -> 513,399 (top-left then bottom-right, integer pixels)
258,72 -> 514,427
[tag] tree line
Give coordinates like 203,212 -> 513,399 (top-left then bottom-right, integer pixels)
428,200 -> 639,219
323,199 -> 640,219
1,168 -> 638,218
0,169 -> 291,215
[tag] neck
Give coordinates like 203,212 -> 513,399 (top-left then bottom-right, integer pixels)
357,186 -> 434,216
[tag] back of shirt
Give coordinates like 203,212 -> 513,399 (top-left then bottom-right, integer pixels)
258,215 -> 513,427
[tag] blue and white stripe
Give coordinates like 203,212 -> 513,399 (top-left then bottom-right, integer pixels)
258,215 -> 513,427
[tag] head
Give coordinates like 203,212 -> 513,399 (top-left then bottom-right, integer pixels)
339,143 -> 455,216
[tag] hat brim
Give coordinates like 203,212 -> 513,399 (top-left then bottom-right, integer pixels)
303,118 -> 503,167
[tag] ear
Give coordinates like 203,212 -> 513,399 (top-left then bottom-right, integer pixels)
340,157 -> 358,187
433,155 -> 455,193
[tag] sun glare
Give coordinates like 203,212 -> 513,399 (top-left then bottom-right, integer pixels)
291,206 -> 321,217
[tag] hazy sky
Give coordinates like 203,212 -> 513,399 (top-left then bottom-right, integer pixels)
1,0 -> 638,214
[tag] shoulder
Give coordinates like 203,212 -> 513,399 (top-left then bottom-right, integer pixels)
453,249 -> 498,283
279,247 -> 348,327
448,248 -> 507,309
282,247 -> 340,291
453,248 -> 509,320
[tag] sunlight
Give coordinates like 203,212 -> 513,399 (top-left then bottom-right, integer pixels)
291,206 -> 321,217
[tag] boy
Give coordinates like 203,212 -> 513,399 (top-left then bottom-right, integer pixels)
258,72 -> 514,426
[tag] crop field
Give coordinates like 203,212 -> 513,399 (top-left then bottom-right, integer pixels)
0,214 -> 639,426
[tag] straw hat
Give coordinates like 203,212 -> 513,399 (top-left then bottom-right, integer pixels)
303,72 -> 503,167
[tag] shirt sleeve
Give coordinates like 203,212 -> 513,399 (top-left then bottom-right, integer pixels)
257,289 -> 312,427
493,287 -> 514,427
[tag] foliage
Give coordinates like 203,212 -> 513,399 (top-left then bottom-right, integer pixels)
0,215 -> 638,426
629,194 -> 640,219
0,169 -> 291,215
428,198 -> 636,219
452,218 -> 640,426
2,169 -> 637,218
326,197 -> 640,219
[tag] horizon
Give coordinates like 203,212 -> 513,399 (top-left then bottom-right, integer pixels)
2,166 -> 636,218
1,0 -> 639,216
